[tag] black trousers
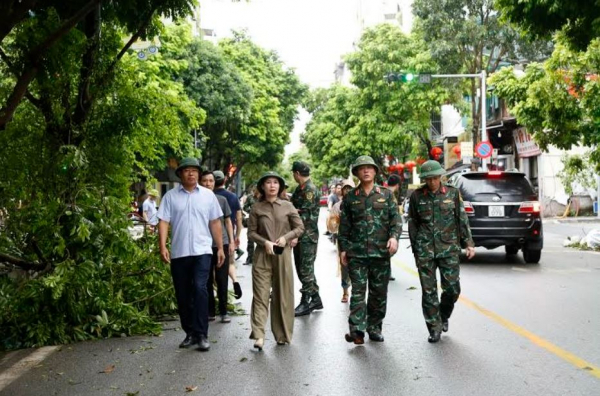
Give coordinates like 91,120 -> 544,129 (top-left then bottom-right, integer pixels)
208,245 -> 230,317
170,254 -> 211,337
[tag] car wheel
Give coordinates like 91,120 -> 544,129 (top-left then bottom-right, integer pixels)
505,245 -> 519,255
523,248 -> 541,264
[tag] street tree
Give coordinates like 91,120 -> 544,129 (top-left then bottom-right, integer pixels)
303,24 -> 454,179
412,0 -> 552,145
0,4 -> 205,348
0,0 -> 195,130
496,0 -> 600,51
218,31 -> 308,177
488,39 -> 600,170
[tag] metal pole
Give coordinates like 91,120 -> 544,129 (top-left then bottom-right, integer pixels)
481,70 -> 487,170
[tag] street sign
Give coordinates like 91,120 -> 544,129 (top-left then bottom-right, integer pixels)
419,74 -> 432,84
475,141 -> 493,158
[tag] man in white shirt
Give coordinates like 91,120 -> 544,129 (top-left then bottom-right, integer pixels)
142,189 -> 159,230
158,158 -> 225,352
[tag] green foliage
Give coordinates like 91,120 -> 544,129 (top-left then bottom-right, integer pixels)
496,0 -> 600,51
412,0 -> 552,143
0,5 -> 204,349
303,24 -> 452,179
218,31 -> 308,173
489,38 -> 600,170
557,152 -> 598,196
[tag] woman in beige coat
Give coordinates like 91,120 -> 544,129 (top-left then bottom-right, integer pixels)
248,171 -> 304,350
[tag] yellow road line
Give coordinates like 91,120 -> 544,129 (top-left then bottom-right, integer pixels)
393,259 -> 600,380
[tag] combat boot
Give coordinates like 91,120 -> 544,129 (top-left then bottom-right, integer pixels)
308,293 -> 323,311
294,294 -> 312,317
442,318 -> 449,332
428,329 -> 441,343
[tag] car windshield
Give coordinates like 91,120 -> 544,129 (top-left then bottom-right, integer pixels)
456,173 -> 536,202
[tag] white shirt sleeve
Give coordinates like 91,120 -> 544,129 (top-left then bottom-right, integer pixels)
157,192 -> 171,222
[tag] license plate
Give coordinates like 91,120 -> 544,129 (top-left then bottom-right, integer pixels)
488,206 -> 505,217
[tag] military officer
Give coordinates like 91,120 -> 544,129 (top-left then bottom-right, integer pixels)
408,160 -> 475,343
291,161 -> 323,317
339,155 -> 402,344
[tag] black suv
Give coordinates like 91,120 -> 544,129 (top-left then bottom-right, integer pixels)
449,171 -> 543,263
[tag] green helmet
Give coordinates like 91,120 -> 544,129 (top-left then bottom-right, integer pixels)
419,160 -> 445,179
351,155 -> 379,176
257,171 -> 286,196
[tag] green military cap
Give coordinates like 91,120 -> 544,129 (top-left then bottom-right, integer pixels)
419,160 -> 445,179
213,170 -> 226,183
351,155 -> 379,176
291,161 -> 311,174
176,157 -> 202,177
257,171 -> 286,195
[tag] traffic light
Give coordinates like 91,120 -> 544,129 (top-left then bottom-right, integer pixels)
384,72 -> 431,84
384,72 -> 415,83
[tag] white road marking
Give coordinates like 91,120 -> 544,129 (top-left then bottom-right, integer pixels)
0,346 -> 59,391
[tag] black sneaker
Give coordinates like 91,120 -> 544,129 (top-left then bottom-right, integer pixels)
368,332 -> 384,342
233,282 -> 242,299
442,319 -> 449,332
235,248 -> 244,260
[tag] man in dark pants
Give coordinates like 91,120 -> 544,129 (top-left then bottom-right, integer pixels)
291,161 -> 322,317
158,158 -> 225,351
200,171 -> 235,323
214,170 -> 243,299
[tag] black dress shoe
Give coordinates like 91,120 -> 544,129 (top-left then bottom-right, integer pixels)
442,319 -> 449,332
344,332 -> 365,345
233,282 -> 242,299
368,332 -> 384,342
197,335 -> 210,351
428,330 -> 441,343
179,335 -> 199,348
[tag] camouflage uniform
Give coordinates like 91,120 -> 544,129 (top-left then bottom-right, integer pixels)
339,184 -> 402,336
408,183 -> 474,333
243,192 -> 257,264
291,178 -> 321,297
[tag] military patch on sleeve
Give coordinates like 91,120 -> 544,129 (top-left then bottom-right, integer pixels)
377,198 -> 386,203
306,192 -> 314,201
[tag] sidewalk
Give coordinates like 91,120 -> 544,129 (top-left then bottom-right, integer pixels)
544,216 -> 600,224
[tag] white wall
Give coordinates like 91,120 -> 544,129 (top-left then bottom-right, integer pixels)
441,105 -> 464,137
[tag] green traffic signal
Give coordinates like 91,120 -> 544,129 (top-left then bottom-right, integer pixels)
384,72 -> 418,83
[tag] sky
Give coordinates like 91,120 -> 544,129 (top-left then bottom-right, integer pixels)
200,0 -> 365,157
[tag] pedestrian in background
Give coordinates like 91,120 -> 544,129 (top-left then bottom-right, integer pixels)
213,170 -> 243,299
339,155 -> 401,344
200,171 -> 235,324
142,189 -> 159,232
408,160 -> 475,343
327,178 -> 355,303
242,184 -> 259,266
291,161 -> 323,317
248,171 -> 304,350
157,158 -> 225,352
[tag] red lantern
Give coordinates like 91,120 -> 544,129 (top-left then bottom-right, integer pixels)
396,163 -> 405,172
388,165 -> 395,173
416,157 -> 426,165
452,145 -> 461,159
430,146 -> 443,158
405,161 -> 416,171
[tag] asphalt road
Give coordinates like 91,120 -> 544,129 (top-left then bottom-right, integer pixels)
1,211 -> 599,396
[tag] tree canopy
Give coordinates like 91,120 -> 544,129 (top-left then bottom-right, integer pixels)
489,39 -> 600,170
303,24 -> 454,179
496,0 -> 600,51
412,0 -> 552,143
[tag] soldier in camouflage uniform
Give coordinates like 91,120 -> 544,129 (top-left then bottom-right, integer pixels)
339,156 -> 402,344
243,184 -> 258,265
290,161 -> 323,317
408,160 -> 475,343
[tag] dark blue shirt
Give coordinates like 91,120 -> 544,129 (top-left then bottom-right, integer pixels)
215,188 -> 241,229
